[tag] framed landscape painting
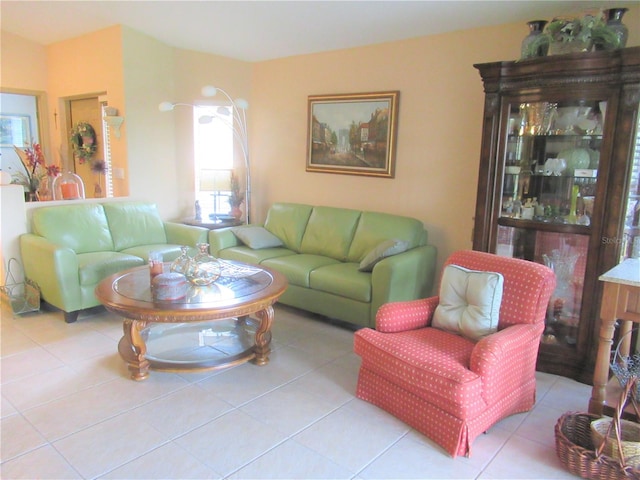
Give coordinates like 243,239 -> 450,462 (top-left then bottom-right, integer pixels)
306,91 -> 399,178
0,114 -> 31,147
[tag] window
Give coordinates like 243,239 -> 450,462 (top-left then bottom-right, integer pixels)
194,106 -> 233,218
100,103 -> 114,198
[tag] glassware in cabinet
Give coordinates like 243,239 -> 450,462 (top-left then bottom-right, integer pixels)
473,48 -> 640,381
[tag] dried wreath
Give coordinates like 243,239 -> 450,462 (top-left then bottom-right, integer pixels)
70,122 -> 97,163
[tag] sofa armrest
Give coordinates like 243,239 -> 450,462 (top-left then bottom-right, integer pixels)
163,222 -> 208,246
208,227 -> 243,256
370,244 -> 437,324
375,296 -> 439,332
470,322 -> 544,405
19,233 -> 81,311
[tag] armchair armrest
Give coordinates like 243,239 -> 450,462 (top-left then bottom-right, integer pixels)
163,222 -> 207,246
19,233 -> 81,311
375,296 -> 439,333
470,323 -> 545,405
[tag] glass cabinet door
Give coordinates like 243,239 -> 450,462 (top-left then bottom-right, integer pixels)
496,99 -> 606,347
620,113 -> 640,262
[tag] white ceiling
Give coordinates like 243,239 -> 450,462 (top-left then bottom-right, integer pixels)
1,1 -> 630,62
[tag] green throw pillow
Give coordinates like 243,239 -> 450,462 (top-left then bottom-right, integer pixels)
231,226 -> 283,249
358,239 -> 409,272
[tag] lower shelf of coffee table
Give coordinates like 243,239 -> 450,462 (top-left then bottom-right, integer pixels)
142,317 -> 259,371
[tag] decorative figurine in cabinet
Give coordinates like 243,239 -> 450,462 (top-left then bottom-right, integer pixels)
473,47 -> 640,382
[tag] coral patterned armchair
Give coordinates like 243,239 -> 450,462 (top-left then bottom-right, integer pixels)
353,250 -> 556,457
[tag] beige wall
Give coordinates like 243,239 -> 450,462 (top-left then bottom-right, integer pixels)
252,22 -> 523,265
252,10 -> 639,267
46,26 -> 127,196
1,6 -> 639,275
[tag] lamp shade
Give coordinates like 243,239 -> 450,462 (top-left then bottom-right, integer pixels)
199,169 -> 232,191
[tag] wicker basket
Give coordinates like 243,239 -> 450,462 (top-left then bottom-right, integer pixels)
555,413 -> 640,479
0,258 -> 40,315
556,379 -> 640,479
591,417 -> 640,468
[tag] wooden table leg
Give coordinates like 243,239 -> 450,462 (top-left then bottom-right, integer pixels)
253,306 -> 273,366
589,282 -> 619,415
118,318 -> 150,381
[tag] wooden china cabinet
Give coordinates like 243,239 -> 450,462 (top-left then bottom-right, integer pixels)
472,47 -> 640,383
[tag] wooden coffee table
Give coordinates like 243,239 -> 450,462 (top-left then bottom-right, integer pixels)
95,261 -> 287,381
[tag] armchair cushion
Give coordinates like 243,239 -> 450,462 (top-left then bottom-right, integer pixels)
358,239 -> 409,272
432,265 -> 504,341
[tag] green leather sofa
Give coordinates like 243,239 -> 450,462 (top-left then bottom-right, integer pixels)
20,201 -> 207,323
209,202 -> 437,328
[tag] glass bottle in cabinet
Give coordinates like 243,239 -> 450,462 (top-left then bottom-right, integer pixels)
473,47 -> 640,382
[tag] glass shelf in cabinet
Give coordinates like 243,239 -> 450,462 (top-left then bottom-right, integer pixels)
497,216 -> 591,234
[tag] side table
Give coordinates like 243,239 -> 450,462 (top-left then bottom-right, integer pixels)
183,217 -> 243,230
589,258 -> 640,417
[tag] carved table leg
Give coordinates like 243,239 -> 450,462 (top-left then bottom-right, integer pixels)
118,318 -> 150,381
589,282 -> 618,415
253,306 -> 274,366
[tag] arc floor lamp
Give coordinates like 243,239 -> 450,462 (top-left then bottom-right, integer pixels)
159,86 -> 250,224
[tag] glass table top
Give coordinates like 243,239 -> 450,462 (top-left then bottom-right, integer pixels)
112,260 -> 273,306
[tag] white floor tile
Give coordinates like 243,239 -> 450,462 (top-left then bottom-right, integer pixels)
229,438 -> 354,479
175,409 -> 288,477
0,445 -> 81,479
130,384 -> 234,438
359,434 -> 481,479
241,381 -> 338,436
0,413 -> 47,461
294,398 -> 409,472
0,305 -> 598,480
52,410 -> 170,479
102,442 -> 221,479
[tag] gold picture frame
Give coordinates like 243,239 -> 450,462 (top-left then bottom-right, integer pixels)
306,91 -> 399,178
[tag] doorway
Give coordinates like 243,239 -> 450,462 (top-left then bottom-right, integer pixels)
69,97 -> 108,198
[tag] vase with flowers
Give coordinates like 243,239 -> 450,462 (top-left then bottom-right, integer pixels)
229,171 -> 245,221
11,143 -> 60,201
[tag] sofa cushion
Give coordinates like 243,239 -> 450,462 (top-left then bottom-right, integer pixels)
32,204 -> 114,254
120,244 -> 185,263
432,265 -> 504,341
231,226 -> 283,249
358,239 -> 410,272
348,211 -> 425,262
103,202 -> 167,251
264,203 -> 313,252
77,251 -> 144,286
309,263 -> 371,302
218,246 -> 297,265
300,206 -> 361,261
262,254 -> 339,287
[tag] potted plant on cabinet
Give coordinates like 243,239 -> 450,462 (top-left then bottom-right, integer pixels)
524,12 -> 622,57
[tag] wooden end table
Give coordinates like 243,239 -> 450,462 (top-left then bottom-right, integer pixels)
95,261 -> 287,381
589,258 -> 640,417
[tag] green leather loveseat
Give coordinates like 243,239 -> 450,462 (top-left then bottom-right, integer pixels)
208,202 -> 437,328
20,201 -> 207,323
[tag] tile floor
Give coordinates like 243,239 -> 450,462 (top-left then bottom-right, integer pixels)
0,302 -> 590,479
